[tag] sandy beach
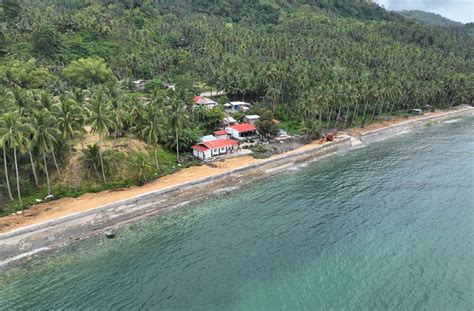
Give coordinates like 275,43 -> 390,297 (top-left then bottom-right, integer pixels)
0,108 -> 471,234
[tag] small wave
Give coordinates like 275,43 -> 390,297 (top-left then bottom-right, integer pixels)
213,185 -> 241,194
442,119 -> 461,124
0,247 -> 50,268
351,144 -> 368,150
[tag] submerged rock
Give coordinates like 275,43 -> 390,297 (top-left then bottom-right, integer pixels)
104,231 -> 116,239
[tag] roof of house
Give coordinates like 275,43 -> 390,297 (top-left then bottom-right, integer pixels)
192,139 -> 237,151
229,123 -> 257,133
223,116 -> 237,123
228,101 -> 251,106
203,139 -> 237,149
214,130 -> 228,136
245,115 -> 260,120
194,96 -> 217,105
191,145 -> 208,152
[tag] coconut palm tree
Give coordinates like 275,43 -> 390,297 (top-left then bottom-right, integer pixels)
7,86 -> 32,117
31,109 -> 60,196
35,91 -> 56,111
53,98 -> 83,154
138,107 -> 165,171
86,93 -> 114,183
128,152 -> 154,183
0,112 -> 33,205
80,144 -> 112,181
167,98 -> 189,162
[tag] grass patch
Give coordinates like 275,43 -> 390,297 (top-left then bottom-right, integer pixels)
278,120 -> 301,135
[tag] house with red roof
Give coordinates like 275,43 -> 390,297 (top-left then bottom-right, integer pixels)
191,139 -> 238,160
226,123 -> 258,140
193,96 -> 218,109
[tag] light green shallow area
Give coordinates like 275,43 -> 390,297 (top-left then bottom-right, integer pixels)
1,117 -> 473,310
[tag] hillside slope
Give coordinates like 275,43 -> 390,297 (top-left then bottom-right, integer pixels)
400,10 -> 463,28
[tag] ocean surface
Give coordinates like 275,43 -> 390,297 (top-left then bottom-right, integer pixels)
1,117 -> 473,310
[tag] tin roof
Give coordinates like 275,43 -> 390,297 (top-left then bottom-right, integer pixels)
229,123 -> 257,133
203,139 -> 238,149
214,130 -> 228,136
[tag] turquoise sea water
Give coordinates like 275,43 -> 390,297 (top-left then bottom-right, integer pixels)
1,117 -> 473,310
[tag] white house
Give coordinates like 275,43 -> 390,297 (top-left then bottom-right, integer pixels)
133,80 -> 147,91
223,116 -> 237,126
214,130 -> 229,140
244,115 -> 260,125
225,101 -> 251,114
226,123 -> 258,140
191,139 -> 238,160
201,135 -> 217,142
194,96 -> 218,109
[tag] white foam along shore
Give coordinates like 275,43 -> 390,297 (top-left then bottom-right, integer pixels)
0,107 -> 473,267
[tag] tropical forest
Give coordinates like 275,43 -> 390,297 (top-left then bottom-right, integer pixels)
0,0 -> 473,212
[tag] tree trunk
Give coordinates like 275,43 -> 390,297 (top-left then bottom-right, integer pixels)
350,103 -> 359,127
334,103 -> 342,129
13,146 -> 22,206
360,102 -> 369,127
29,151 -> 39,188
43,153 -> 51,196
3,148 -> 14,201
326,105 -> 334,130
370,104 -> 378,122
99,137 -> 107,183
80,134 -> 85,152
343,106 -> 351,130
154,143 -> 159,171
175,131 -> 180,163
389,101 -> 396,116
52,151 -> 61,177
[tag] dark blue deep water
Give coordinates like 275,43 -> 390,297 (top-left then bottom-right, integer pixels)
1,117 -> 473,310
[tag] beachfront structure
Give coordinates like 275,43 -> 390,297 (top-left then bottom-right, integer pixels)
191,139 -> 238,160
226,123 -> 258,140
194,96 -> 218,109
200,131 -> 229,143
201,135 -> 217,142
214,130 -> 229,140
224,101 -> 251,113
244,115 -> 260,125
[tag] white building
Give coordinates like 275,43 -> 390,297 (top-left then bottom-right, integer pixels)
191,139 -> 238,160
224,101 -> 251,114
213,130 -> 229,140
226,123 -> 258,140
244,115 -> 260,125
223,116 -> 237,126
194,96 -> 218,109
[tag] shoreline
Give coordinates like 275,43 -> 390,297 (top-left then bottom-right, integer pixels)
1,107 -> 473,266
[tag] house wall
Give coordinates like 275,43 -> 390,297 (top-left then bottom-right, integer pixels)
215,134 -> 228,140
193,149 -> 208,160
226,127 -> 240,139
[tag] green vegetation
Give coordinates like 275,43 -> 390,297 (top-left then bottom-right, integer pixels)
399,10 -> 464,28
0,0 -> 473,211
